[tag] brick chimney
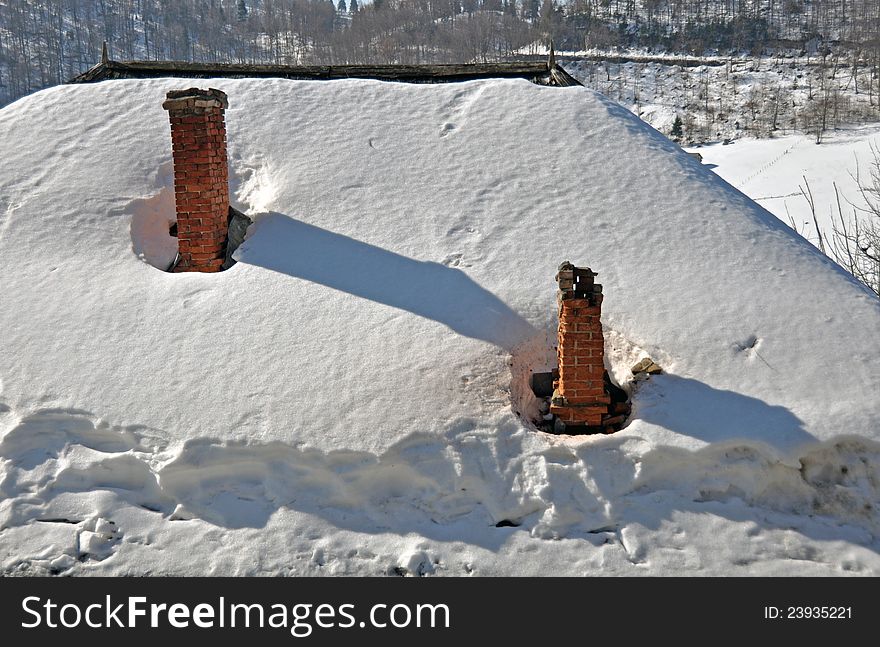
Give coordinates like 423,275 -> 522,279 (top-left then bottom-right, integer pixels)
550,262 -> 610,428
162,88 -> 229,273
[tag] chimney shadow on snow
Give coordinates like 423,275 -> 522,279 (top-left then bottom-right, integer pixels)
236,212 -> 535,350
633,374 -> 816,453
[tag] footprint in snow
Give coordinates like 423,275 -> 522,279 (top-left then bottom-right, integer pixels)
733,335 -> 775,370
441,253 -> 463,267
735,334 -> 760,354
439,122 -> 457,138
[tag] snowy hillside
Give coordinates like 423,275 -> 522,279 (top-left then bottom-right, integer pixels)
0,78 -> 878,576
565,54 -> 880,143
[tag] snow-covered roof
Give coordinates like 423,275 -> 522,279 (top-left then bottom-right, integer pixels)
0,78 -> 877,576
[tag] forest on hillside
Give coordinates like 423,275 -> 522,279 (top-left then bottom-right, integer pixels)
1,0 -> 879,108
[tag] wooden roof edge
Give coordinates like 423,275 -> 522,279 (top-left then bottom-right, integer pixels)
68,59 -> 582,86
549,65 -> 582,87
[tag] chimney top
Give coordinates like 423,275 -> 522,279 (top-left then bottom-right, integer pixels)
162,87 -> 228,110
163,87 -> 231,272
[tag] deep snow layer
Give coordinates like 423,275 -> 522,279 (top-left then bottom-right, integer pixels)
0,78 -> 878,576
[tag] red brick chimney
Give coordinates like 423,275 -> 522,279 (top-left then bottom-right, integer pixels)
162,88 -> 229,273
550,262 -> 610,428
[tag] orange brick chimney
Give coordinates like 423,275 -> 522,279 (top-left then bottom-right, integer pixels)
162,88 -> 230,273
550,262 -> 610,428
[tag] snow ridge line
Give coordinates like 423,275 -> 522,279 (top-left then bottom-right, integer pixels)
632,439 -> 880,534
1,406 -> 878,575
0,408 -> 622,540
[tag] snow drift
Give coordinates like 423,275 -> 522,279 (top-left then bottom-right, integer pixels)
0,78 -> 877,575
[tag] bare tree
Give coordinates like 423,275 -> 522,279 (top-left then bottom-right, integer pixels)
798,176 -> 828,254
827,144 -> 880,296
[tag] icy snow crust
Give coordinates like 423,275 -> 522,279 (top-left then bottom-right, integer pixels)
0,78 -> 878,576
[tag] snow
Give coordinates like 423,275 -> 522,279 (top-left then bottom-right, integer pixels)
564,54 -> 880,144
0,77 -> 878,576
687,125 -> 880,249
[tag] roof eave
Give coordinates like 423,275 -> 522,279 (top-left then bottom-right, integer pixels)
68,60 -> 583,87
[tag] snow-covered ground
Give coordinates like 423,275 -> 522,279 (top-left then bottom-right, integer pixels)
687,125 -> 880,249
0,78 -> 878,576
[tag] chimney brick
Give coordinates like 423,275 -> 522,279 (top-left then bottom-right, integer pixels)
549,262 -> 610,428
162,88 -> 230,273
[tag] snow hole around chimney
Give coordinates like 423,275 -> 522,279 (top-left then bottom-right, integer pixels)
128,163 -> 177,271
128,162 -> 265,271
510,328 -> 655,434
229,155 -> 277,215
